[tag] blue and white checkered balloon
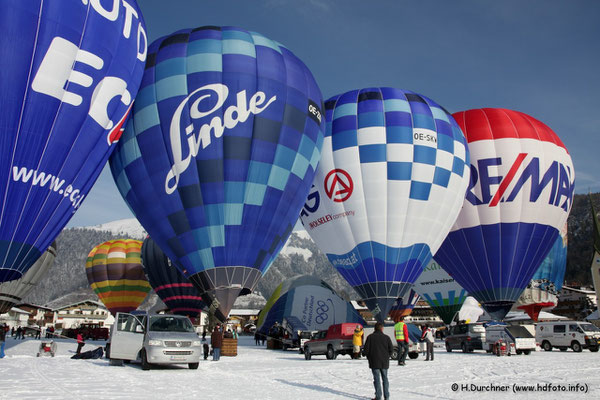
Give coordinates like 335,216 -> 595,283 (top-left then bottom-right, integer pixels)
299,88 -> 470,322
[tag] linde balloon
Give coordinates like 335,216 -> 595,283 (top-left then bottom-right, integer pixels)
110,26 -> 325,320
300,88 -> 471,322
0,0 -> 146,283
435,108 -> 574,320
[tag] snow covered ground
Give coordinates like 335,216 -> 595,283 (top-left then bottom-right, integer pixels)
1,336 -> 599,399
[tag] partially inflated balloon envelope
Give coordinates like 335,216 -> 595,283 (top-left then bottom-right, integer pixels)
0,0 -> 147,283
388,289 -> 419,321
300,88 -> 470,322
110,27 -> 325,320
413,260 -> 467,324
514,223 -> 567,321
435,108 -> 574,320
0,242 -> 56,313
141,237 -> 206,317
86,239 -> 151,315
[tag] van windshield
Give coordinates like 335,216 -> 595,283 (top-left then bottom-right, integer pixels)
149,316 -> 194,333
580,323 -> 600,332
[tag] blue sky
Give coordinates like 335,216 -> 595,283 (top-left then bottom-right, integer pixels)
68,0 -> 599,227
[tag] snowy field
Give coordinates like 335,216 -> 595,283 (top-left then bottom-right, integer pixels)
1,336 -> 599,399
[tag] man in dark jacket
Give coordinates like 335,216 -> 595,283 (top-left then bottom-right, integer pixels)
364,322 -> 394,400
211,325 -> 223,361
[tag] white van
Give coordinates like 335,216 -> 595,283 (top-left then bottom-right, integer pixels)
485,324 -> 536,355
107,312 -> 203,370
536,321 -> 600,353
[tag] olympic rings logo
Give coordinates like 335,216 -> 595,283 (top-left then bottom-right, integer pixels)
315,300 -> 329,324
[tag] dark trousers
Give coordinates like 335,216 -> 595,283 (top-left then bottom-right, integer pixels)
76,343 -> 84,354
397,341 -> 408,364
371,368 -> 389,400
425,341 -> 434,360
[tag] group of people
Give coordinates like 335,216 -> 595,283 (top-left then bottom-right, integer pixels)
200,324 -> 239,361
364,318 -> 436,400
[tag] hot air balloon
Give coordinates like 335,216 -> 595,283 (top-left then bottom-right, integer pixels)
110,26 -> 325,321
0,0 -> 147,283
257,275 -> 365,335
299,88 -> 470,322
141,237 -> 206,318
388,290 -> 420,321
0,242 -> 56,313
412,260 -> 467,324
435,108 -> 574,320
86,239 -> 151,315
514,223 -> 567,321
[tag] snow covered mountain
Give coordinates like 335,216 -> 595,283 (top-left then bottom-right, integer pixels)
78,218 -> 147,239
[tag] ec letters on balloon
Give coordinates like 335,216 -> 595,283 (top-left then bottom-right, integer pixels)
31,0 -> 147,139
165,84 -> 276,194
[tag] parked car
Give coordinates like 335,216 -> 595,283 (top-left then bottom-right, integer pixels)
536,321 -> 600,353
363,323 -> 422,360
445,323 -> 486,353
107,312 -> 202,370
303,323 -> 359,360
485,323 -> 536,355
64,323 -> 109,341
280,316 -> 318,352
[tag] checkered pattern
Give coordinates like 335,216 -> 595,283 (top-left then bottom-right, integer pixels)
110,27 -> 325,294
302,87 -> 470,322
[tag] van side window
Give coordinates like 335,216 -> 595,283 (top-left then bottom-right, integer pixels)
553,325 -> 566,333
116,314 -> 143,333
569,325 -> 578,332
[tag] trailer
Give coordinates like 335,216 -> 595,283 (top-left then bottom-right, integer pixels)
486,323 -> 536,355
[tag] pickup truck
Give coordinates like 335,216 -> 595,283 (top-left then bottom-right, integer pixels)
303,323 -> 359,360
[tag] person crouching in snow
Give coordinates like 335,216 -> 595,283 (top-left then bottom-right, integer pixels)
76,333 -> 85,354
352,324 -> 364,359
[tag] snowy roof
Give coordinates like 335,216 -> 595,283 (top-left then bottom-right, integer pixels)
561,286 -> 596,295
351,301 -> 368,310
52,299 -> 107,311
229,309 -> 261,316
9,307 -> 31,315
16,303 -> 52,311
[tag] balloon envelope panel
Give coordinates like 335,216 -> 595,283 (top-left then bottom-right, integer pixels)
300,88 -> 470,322
435,108 -> 574,320
388,289 -> 419,320
141,237 -> 206,317
0,0 -> 146,282
0,242 -> 56,314
110,26 -> 325,319
257,275 -> 365,334
413,259 -> 467,324
86,239 -> 151,315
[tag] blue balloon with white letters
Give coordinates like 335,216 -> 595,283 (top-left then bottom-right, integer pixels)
0,0 -> 147,282
109,26 -> 325,320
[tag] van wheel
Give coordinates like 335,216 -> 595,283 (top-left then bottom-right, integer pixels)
189,362 -> 199,370
516,350 -> 522,355
461,343 -> 468,353
304,347 -> 311,360
391,348 -> 398,360
408,352 -> 418,360
326,346 -> 337,360
445,342 -> 452,352
571,341 -> 582,353
541,341 -> 552,351
141,349 -> 151,370
523,350 -> 531,355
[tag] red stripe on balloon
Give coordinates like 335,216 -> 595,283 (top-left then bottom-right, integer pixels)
489,152 -> 527,207
154,283 -> 194,291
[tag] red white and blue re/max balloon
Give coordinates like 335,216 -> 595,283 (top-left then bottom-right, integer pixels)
434,108 -> 574,320
0,0 -> 147,282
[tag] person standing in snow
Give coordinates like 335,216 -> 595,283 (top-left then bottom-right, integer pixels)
420,324 -> 435,361
352,325 -> 364,359
394,317 -> 409,366
211,325 -> 223,361
0,323 -> 7,358
364,322 -> 393,400
76,333 -> 85,354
